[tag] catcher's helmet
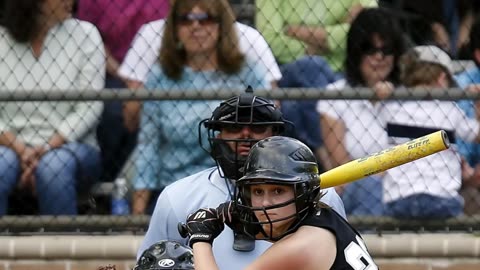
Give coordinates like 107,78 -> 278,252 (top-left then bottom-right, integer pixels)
133,240 -> 194,270
234,136 -> 321,241
199,86 -> 286,180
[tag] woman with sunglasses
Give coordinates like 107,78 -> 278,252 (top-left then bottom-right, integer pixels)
183,136 -> 378,270
132,0 -> 270,214
316,8 -> 408,217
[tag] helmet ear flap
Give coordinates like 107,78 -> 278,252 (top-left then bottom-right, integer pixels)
299,178 -> 320,208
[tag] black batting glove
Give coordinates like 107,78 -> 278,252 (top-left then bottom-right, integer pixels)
217,201 -> 239,230
217,201 -> 261,237
185,208 -> 224,247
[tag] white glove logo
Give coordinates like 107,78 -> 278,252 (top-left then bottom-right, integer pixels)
194,211 -> 207,219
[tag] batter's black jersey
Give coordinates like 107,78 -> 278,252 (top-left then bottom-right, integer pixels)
299,208 -> 378,270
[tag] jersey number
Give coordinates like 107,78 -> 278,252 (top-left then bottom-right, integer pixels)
344,236 -> 378,270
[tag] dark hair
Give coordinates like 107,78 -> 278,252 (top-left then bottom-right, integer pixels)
345,7 -> 407,86
3,0 -> 43,43
0,0 -> 5,25
470,17 -> 480,66
159,0 -> 244,80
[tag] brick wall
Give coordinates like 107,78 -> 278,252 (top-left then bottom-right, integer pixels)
1,234 -> 480,270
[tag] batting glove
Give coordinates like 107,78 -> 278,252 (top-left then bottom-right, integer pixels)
185,208 -> 224,247
217,201 -> 261,237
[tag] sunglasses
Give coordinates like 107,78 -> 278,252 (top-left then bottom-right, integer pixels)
222,124 -> 270,134
364,45 -> 394,56
177,12 -> 219,26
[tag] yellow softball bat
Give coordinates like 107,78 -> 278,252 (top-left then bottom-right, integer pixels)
320,130 -> 450,188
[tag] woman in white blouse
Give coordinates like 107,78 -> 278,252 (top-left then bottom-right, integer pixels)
0,0 -> 105,215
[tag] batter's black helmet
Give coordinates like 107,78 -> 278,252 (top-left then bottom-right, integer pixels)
133,240 -> 194,270
234,136 -> 321,241
199,86 -> 287,180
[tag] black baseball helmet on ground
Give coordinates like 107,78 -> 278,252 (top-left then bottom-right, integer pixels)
199,86 -> 287,180
234,136 -> 321,241
133,240 -> 194,270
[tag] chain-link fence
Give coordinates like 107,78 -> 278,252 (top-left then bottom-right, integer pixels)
1,0 -> 480,235
1,88 -> 480,234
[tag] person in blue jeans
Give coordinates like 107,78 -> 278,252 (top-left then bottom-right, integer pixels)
0,0 -> 105,215
0,144 -> 101,215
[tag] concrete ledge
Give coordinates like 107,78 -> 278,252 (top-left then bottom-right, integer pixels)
1,234 -> 480,259
364,234 -> 480,257
0,235 -> 141,259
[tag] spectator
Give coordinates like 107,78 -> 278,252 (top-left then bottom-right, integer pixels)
456,17 -> 480,137
116,0 -> 281,212
76,0 -> 170,183
183,136 -> 377,270
256,0 -> 377,70
257,0 -> 377,170
131,0 -> 274,215
77,0 -> 169,85
278,58 -> 339,172
379,45 -> 480,219
454,17 -> 480,215
317,7 -> 407,216
117,1 -> 281,133
381,0 -> 475,58
0,0 -> 105,215
457,1 -> 480,59
138,89 -> 346,270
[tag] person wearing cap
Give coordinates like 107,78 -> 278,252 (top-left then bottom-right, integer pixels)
137,89 -> 346,270
377,45 -> 480,219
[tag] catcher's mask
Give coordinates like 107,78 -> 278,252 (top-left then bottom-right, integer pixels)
199,86 -> 287,180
